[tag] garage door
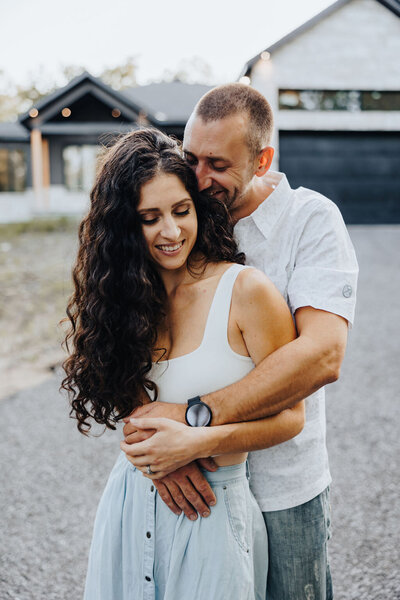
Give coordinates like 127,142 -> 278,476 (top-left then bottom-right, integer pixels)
279,131 -> 400,224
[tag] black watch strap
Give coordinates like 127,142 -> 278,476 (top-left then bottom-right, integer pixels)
185,396 -> 212,427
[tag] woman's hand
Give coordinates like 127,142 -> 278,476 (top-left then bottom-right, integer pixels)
120,417 -> 210,479
124,401 -> 187,424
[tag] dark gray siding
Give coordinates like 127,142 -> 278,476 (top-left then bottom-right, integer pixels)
0,142 -> 32,188
279,131 -> 400,224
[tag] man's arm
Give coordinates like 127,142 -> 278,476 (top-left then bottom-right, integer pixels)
205,306 -> 349,425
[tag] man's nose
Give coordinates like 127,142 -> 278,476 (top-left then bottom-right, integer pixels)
161,217 -> 180,240
195,163 -> 212,192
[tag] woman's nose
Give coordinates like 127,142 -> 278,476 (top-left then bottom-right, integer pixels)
161,217 -> 180,240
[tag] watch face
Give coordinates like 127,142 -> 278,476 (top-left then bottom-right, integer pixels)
187,403 -> 211,427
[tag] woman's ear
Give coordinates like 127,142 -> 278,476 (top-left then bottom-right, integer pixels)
255,147 -> 274,177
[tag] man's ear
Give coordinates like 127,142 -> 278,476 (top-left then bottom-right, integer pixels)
255,147 -> 274,177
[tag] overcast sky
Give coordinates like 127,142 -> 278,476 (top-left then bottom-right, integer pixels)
1,0 -> 333,86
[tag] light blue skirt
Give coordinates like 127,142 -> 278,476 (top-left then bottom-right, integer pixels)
84,452 -> 268,600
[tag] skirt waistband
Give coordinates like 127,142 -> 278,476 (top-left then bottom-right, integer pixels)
200,461 -> 248,485
123,452 -> 248,486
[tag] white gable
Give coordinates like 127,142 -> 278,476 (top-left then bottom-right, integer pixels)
252,0 -> 400,89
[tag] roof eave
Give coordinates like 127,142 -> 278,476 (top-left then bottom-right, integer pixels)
18,71 -> 144,128
376,0 -> 400,16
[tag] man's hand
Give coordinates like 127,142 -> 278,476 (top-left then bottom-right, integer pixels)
121,417 -> 215,477
152,461 -> 217,520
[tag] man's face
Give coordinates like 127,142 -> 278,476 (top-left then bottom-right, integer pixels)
183,113 -> 258,214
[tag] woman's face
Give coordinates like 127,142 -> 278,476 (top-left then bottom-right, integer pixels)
137,172 -> 198,274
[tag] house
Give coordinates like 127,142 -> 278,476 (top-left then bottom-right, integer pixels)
2,0 -> 400,225
0,73 -> 212,223
240,0 -> 400,224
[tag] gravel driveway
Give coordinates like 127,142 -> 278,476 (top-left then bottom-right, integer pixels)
0,225 -> 399,600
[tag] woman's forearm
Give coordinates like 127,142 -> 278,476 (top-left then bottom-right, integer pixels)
194,401 -> 305,458
122,402 -> 305,478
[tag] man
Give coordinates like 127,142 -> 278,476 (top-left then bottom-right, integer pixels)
123,83 -> 358,598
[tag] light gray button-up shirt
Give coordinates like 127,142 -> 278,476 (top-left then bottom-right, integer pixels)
234,172 -> 359,511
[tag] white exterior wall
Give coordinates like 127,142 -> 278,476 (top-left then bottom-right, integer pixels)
0,190 -> 35,224
0,186 -> 88,223
250,0 -> 400,167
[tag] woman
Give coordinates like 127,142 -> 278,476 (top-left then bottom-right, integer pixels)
62,128 -> 304,600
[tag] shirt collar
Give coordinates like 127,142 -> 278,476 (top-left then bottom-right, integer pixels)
234,172 -> 293,239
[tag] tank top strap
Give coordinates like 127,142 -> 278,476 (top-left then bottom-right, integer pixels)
202,264 -> 250,351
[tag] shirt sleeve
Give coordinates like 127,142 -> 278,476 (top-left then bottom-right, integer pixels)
287,199 -> 359,325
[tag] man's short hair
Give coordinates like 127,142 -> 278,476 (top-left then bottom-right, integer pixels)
194,83 -> 274,158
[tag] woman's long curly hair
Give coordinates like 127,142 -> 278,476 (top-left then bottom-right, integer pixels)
61,128 -> 245,434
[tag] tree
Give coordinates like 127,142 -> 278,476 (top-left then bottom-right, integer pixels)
160,56 -> 214,85
100,56 -> 138,90
0,66 -> 61,120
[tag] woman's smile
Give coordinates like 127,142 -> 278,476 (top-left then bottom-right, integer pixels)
156,240 -> 185,255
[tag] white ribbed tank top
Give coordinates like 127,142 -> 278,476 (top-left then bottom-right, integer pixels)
149,264 -> 254,404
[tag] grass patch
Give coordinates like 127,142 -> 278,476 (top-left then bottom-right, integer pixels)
0,225 -> 77,364
0,216 -> 80,238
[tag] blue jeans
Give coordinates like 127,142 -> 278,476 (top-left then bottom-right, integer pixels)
263,487 -> 333,600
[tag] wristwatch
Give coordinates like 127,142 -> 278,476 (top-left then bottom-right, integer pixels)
185,396 -> 212,427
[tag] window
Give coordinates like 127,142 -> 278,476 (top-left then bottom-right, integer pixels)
0,149 -> 27,192
63,145 -> 101,192
279,90 -> 400,111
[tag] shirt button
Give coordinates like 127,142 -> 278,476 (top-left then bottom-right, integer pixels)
342,284 -> 352,298
146,531 -> 151,538
150,485 -> 155,492
145,576 -> 151,582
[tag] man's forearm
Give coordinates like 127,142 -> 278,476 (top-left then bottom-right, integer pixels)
195,403 -> 305,458
204,335 -> 340,425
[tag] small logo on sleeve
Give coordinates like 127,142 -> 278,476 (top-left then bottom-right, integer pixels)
342,284 -> 352,298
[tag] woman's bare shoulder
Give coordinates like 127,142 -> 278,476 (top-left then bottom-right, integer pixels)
234,266 -> 282,302
233,267 -> 296,358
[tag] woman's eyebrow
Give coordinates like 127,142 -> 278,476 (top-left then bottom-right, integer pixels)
138,207 -> 159,213
138,198 -> 192,213
172,198 -> 192,207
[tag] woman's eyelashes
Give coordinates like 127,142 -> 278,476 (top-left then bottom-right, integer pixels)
141,216 -> 158,225
140,208 -> 191,226
175,208 -> 190,217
